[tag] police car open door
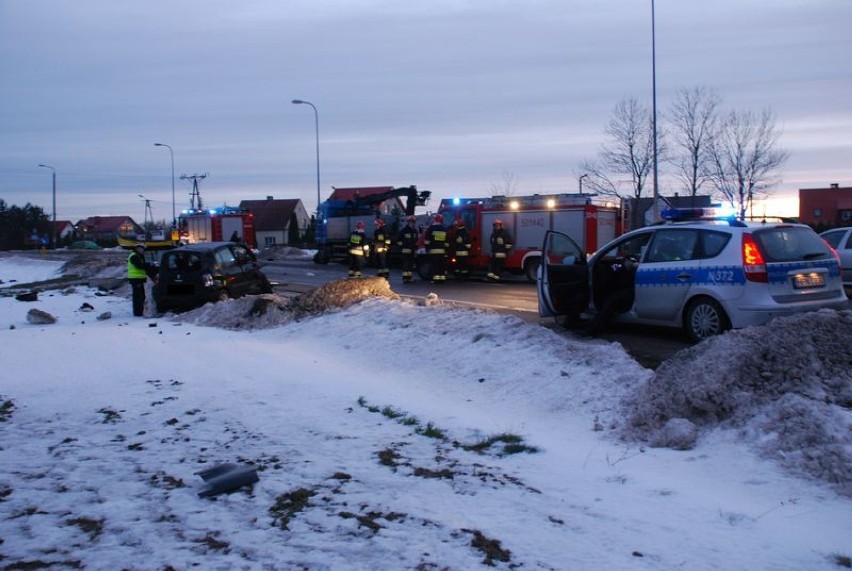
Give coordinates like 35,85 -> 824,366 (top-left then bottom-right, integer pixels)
537,231 -> 589,318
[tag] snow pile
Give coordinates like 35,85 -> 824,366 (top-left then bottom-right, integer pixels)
626,309 -> 852,496
2,254 -> 852,569
173,277 -> 399,329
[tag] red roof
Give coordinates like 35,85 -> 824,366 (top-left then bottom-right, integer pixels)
76,216 -> 135,232
328,186 -> 394,201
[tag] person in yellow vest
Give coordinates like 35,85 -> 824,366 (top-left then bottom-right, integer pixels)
127,244 -> 157,316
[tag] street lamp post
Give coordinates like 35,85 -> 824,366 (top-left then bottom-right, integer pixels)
37,164 -> 56,248
291,99 -> 321,219
579,174 -> 589,194
651,0 -> 660,223
153,143 -> 176,228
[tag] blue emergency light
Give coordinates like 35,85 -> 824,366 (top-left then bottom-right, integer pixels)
661,206 -> 737,222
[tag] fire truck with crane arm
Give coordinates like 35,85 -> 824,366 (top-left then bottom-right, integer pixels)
313,185 -> 431,264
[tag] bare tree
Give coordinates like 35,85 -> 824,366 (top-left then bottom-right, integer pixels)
707,108 -> 789,219
490,171 -> 519,197
580,98 -> 658,228
668,86 -> 721,196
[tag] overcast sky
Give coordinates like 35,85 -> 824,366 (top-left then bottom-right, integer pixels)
1,0 -> 850,223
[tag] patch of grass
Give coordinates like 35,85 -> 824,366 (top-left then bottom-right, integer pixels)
0,398 -> 14,422
381,406 -> 404,419
96,407 -> 121,424
149,472 -> 186,490
338,510 -> 406,534
400,416 -> 419,426
269,488 -> 316,530
413,467 -> 454,480
377,447 -> 401,468
195,532 -> 230,552
464,528 -> 511,566
461,433 -> 539,456
66,517 -> 105,541
2,559 -> 83,569
834,554 -> 852,568
415,422 -> 447,440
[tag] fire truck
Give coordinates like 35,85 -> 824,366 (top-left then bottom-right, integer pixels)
179,206 -> 257,248
314,185 -> 431,264
418,194 -> 621,281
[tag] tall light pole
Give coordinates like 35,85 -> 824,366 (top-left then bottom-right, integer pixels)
153,142 -> 176,228
37,164 -> 56,248
579,173 -> 589,194
651,0 -> 660,223
291,99 -> 321,219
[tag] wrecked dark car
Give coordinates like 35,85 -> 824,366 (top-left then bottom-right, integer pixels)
153,242 -> 272,313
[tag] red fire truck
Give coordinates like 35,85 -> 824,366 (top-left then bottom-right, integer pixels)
418,194 -> 621,281
179,207 -> 257,249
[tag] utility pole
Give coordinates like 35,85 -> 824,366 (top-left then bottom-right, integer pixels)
180,173 -> 208,211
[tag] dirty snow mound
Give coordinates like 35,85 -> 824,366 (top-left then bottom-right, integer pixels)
289,277 -> 398,318
625,309 -> 852,495
173,278 -> 399,329
174,294 -> 294,329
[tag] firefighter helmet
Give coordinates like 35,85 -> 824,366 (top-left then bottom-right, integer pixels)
134,243 -> 146,251
356,221 -> 365,230
433,213 -> 444,224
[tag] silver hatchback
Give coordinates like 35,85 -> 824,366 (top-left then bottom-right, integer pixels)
819,227 -> 852,289
538,209 -> 848,341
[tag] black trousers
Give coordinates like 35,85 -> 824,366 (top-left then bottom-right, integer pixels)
130,279 -> 146,316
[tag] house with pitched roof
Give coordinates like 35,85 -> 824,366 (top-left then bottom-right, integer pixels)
75,216 -> 142,246
239,197 -> 309,247
51,220 -> 76,242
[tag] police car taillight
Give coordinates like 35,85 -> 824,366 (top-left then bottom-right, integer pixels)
742,233 -> 768,283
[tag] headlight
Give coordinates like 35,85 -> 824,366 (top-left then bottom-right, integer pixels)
202,273 -> 215,288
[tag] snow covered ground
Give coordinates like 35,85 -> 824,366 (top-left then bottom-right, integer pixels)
1,253 -> 850,570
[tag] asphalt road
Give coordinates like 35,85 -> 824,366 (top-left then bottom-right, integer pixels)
261,258 -> 692,369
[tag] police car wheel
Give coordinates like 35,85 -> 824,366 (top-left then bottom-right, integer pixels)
685,297 -> 728,342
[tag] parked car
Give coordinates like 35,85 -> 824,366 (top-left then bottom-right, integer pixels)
153,242 -> 272,313
538,208 -> 848,341
68,240 -> 102,250
819,227 -> 852,288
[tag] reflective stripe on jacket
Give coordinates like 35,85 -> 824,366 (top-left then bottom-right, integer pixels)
349,232 -> 367,256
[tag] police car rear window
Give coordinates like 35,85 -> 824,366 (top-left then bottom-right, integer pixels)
753,227 -> 831,263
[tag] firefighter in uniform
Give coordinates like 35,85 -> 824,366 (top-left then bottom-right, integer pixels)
451,216 -> 472,279
424,213 -> 448,283
348,221 -> 369,278
373,217 -> 391,279
487,219 -> 513,281
127,243 -> 157,316
397,215 -> 419,283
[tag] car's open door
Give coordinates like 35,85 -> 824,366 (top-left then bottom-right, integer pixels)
537,231 -> 589,318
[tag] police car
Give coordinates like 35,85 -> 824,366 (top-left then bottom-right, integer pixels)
537,207 -> 848,341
